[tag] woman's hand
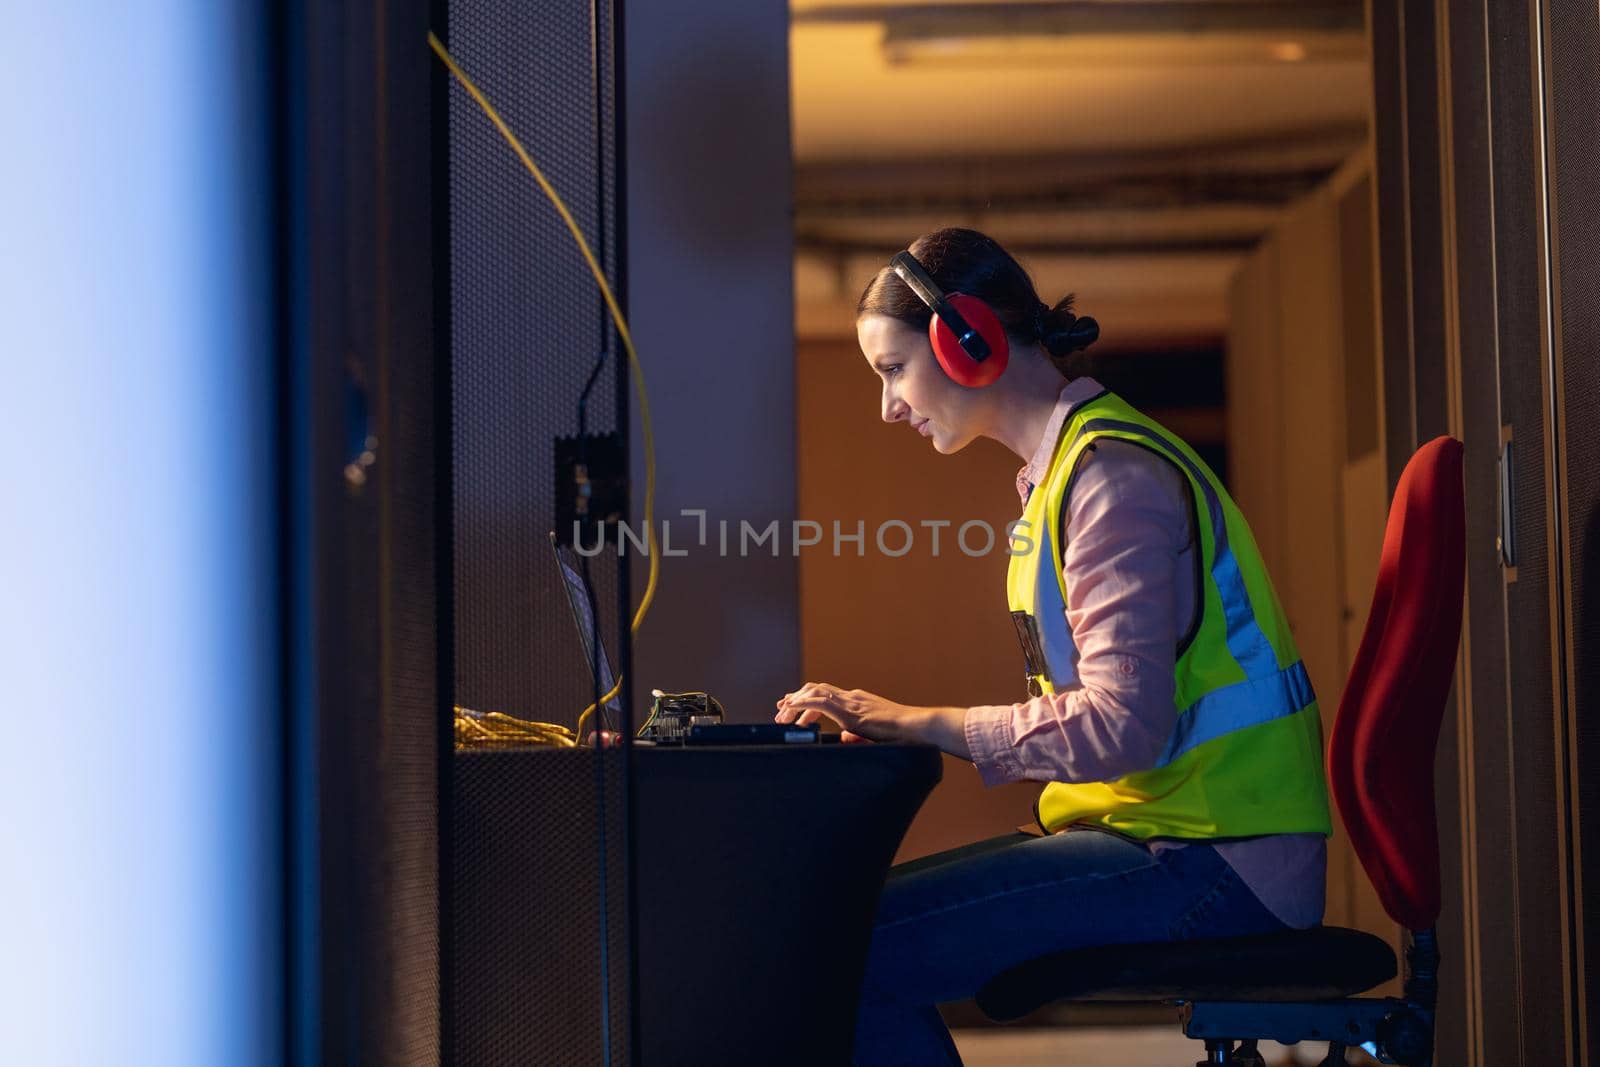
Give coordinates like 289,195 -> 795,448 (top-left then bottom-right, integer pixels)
774,683 -> 972,758
774,682 -> 903,743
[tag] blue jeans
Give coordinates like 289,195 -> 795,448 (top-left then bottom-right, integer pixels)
853,830 -> 1288,1065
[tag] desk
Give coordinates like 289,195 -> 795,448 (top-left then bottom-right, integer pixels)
452,743 -> 942,1065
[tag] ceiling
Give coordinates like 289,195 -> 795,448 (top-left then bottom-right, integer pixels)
789,0 -> 1372,341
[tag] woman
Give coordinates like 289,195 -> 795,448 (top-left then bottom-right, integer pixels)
775,228 -> 1331,1064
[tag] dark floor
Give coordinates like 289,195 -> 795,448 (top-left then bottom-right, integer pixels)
951,1027 -> 1382,1066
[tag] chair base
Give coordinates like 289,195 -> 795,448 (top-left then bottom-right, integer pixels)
1182,997 -> 1433,1065
1197,1038 -> 1265,1066
972,925 -> 1436,1065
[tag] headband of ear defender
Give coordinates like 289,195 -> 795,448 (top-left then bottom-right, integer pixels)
889,251 -> 1010,388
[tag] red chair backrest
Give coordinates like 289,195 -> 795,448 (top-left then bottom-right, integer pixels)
1328,436 -> 1465,932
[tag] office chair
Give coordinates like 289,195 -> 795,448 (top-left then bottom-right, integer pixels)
975,436 -> 1466,1066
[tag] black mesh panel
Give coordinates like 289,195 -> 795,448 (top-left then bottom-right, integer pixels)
448,0 -> 622,723
444,0 -> 629,1062
452,751 -> 628,1066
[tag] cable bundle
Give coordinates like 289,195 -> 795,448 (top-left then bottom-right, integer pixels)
455,705 -> 578,748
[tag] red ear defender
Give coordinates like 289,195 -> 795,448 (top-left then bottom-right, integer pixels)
930,294 -> 1009,388
890,251 -> 1011,389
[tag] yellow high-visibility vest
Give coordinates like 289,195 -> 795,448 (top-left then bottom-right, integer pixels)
1008,390 -> 1331,839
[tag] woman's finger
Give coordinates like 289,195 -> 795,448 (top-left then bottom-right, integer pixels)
800,697 -> 864,729
774,701 -> 804,724
775,699 -> 823,724
797,703 -> 839,727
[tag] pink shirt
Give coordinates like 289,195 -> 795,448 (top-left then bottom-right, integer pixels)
963,378 -> 1325,929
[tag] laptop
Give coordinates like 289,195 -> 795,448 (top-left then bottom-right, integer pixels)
547,532 -> 819,746
549,533 -> 623,727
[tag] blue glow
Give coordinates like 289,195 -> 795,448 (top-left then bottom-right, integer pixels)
0,3 -> 280,1065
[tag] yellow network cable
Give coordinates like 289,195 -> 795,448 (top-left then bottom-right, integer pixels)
429,32 -> 659,743
455,705 -> 577,748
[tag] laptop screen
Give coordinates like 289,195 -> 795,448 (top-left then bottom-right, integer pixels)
548,533 -> 623,720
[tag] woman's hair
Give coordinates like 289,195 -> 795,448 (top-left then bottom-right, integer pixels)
856,228 -> 1099,372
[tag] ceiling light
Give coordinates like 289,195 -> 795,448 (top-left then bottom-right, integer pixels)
866,2 -> 1365,68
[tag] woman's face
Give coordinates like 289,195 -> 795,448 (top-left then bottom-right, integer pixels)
856,313 -> 986,454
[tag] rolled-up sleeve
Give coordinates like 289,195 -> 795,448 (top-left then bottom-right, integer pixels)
967,440 -> 1192,787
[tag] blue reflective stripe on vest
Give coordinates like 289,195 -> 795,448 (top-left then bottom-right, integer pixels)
1077,418 -> 1280,681
1156,659 -> 1315,767
1033,512 -> 1076,686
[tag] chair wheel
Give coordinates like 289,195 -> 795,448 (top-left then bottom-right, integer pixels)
1234,1039 -> 1267,1067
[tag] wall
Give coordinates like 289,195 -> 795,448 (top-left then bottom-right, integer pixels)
625,0 -> 802,717
794,338 -> 1045,860
1226,152 -> 1397,964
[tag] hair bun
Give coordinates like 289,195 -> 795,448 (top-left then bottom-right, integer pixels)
1039,299 -> 1098,358
1065,315 -> 1099,353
